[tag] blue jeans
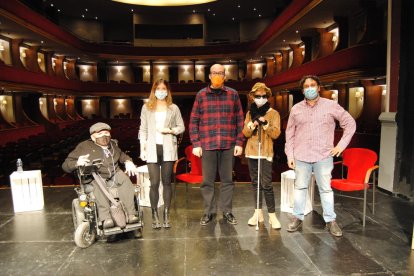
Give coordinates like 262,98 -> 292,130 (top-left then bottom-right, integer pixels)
293,157 -> 336,222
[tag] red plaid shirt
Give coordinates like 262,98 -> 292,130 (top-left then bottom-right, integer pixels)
190,85 -> 245,150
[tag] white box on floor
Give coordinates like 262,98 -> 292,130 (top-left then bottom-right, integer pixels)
280,170 -> 315,215
136,165 -> 164,207
9,170 -> 44,213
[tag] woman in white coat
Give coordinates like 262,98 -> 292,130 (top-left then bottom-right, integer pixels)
139,79 -> 185,229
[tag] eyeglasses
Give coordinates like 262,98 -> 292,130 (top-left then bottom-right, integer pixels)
254,95 -> 268,99
210,71 -> 225,76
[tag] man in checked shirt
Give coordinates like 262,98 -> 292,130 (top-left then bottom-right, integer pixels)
190,64 -> 245,226
285,75 -> 356,237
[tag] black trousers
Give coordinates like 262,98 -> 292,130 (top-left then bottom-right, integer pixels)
201,147 -> 234,215
147,144 -> 174,209
248,158 -> 275,213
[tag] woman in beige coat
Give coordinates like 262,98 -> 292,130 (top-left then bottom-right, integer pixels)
242,82 -> 281,229
139,79 -> 185,229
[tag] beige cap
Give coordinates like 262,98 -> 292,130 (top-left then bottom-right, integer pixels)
250,82 -> 272,97
89,122 -> 111,134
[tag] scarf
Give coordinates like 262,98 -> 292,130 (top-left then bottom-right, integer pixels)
250,102 -> 270,122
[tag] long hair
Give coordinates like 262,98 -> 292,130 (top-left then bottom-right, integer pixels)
146,79 -> 173,111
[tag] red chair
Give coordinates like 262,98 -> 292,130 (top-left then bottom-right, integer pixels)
173,145 -> 203,199
331,148 -> 379,227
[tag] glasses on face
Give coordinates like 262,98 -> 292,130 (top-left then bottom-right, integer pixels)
210,71 -> 225,76
254,95 -> 268,99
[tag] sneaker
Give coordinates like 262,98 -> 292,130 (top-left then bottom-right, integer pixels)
223,212 -> 238,225
327,221 -> 343,237
286,218 -> 303,232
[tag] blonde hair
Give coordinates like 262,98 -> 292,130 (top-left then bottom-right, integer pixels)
146,79 -> 173,111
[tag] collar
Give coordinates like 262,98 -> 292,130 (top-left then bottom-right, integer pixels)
206,85 -> 226,94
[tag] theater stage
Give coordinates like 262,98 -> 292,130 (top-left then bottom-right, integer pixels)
0,184 -> 413,275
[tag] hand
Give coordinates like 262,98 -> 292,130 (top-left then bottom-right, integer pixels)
330,145 -> 344,157
125,161 -> 136,177
234,146 -> 243,156
76,154 -> 90,167
192,147 -> 202,157
288,159 -> 295,169
158,127 -> 172,134
140,144 -> 147,161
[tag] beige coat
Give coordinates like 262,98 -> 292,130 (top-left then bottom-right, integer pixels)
242,108 -> 281,161
139,103 -> 185,163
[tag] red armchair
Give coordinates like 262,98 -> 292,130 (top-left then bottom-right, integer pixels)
331,148 -> 379,227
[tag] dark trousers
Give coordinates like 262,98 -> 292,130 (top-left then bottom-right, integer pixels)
92,170 -> 136,221
147,144 -> 174,209
201,147 -> 234,215
248,158 -> 275,213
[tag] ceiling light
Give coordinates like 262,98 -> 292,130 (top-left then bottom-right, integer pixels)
57,9 -> 60,12
237,5 -> 240,8
112,0 -> 217,6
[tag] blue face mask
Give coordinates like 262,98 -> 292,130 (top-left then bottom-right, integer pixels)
304,87 -> 318,100
155,90 -> 168,100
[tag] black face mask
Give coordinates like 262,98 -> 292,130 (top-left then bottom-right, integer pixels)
95,135 -> 111,146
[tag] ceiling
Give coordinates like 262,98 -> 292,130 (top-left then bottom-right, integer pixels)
22,0 -> 291,24
1,0 -> 385,63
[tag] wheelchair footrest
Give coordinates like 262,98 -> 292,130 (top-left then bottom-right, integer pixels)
103,227 -> 123,235
124,223 -> 143,230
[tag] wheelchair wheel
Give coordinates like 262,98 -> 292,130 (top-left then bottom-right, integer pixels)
72,199 -> 85,229
74,221 -> 96,248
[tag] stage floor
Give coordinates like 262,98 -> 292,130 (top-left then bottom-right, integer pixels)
0,184 -> 413,275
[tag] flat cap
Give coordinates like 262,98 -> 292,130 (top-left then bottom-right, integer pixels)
89,122 -> 111,134
250,82 -> 271,93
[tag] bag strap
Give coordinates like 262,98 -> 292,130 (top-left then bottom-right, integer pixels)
91,171 -> 119,206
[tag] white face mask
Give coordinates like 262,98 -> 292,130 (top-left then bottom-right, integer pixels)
254,98 -> 268,107
155,89 -> 168,100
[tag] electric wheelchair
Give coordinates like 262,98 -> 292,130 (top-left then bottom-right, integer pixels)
71,159 -> 144,248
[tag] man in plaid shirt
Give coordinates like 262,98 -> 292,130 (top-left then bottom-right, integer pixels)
190,64 -> 245,226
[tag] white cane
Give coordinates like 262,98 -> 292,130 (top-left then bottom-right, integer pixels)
256,124 -> 262,231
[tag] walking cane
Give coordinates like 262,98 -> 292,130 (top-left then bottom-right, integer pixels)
256,124 -> 262,231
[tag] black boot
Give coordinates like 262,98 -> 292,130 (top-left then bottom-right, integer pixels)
163,208 -> 171,228
151,208 -> 161,229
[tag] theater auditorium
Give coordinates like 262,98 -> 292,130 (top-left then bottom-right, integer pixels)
0,0 -> 413,275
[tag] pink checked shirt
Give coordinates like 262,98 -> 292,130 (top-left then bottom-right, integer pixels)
285,97 -> 356,163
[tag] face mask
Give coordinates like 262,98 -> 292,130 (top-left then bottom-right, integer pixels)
210,75 -> 224,88
304,87 -> 318,100
254,98 -> 268,107
155,90 -> 168,100
95,135 -> 111,146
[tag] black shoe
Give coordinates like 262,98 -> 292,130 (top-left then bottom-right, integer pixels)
128,215 -> 139,224
200,214 -> 213,226
286,218 -> 303,232
151,208 -> 161,229
103,218 -> 114,229
163,208 -> 171,228
223,212 -> 238,225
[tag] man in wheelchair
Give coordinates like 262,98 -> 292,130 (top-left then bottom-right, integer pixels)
62,122 -> 139,229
